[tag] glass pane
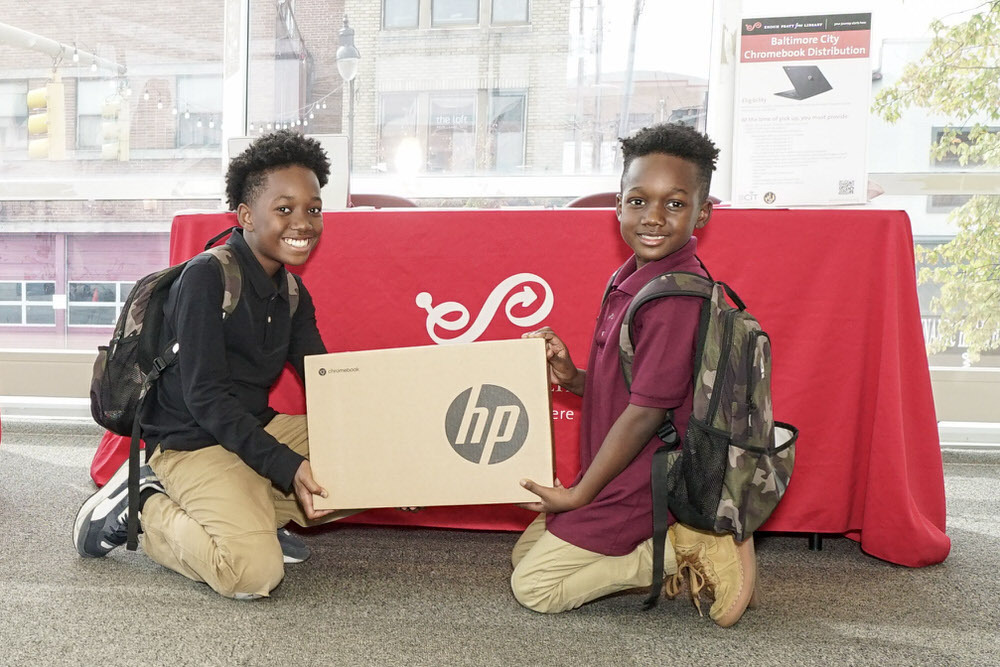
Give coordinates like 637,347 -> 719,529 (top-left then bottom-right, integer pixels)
25,283 -> 54,301
490,94 -> 525,171
379,93 -> 419,172
76,115 -> 103,150
428,96 -> 476,172
68,306 -> 116,326
0,305 -> 22,323
77,79 -> 119,115
119,282 -> 136,300
246,2 -> 712,186
0,283 -> 22,300
384,0 -> 419,28
492,0 -> 528,24
26,305 -> 55,325
0,81 -> 27,116
0,7 -> 224,201
69,283 -> 116,303
432,0 -> 479,26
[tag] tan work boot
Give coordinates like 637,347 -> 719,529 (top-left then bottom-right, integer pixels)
664,523 -> 758,627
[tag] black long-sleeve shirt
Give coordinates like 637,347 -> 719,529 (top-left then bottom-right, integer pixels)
141,229 -> 326,492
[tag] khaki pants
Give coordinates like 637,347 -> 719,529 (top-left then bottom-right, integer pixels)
140,414 -> 358,599
510,514 -> 676,614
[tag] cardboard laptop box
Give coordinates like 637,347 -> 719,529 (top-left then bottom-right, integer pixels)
304,338 -> 554,510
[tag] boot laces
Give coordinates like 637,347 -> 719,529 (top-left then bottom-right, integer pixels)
671,546 -> 720,616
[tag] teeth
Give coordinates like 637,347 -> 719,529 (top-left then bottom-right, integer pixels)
284,238 -> 309,248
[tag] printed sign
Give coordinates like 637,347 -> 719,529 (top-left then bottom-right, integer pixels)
732,13 -> 872,206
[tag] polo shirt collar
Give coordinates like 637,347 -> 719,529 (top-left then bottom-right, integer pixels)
226,228 -> 291,302
613,236 -> 699,297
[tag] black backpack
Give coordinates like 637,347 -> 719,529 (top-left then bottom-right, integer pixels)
603,263 -> 797,607
89,226 -> 299,550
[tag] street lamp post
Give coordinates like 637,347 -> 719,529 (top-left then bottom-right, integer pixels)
336,16 -> 360,166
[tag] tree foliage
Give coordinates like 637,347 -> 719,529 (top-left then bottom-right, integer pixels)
872,1 -> 1000,361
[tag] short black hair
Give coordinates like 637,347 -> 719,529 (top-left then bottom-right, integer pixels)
225,130 -> 331,210
620,123 -> 720,202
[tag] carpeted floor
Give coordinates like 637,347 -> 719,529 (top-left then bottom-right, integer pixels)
1,417 -> 998,666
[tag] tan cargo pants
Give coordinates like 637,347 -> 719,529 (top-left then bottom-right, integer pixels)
140,414 -> 358,599
510,514 -> 676,613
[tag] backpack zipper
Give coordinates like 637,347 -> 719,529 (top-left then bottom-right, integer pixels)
706,308 -> 737,424
746,329 -> 768,411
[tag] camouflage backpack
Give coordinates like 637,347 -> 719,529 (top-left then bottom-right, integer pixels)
89,226 -> 299,550
608,268 -> 797,607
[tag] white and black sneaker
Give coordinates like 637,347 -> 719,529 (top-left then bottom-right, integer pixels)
73,459 -> 164,558
277,527 -> 310,564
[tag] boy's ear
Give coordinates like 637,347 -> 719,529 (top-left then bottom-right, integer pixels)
236,202 -> 253,231
615,193 -> 623,220
694,198 -> 713,229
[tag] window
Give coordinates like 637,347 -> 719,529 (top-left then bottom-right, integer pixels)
0,80 -> 27,152
378,93 -> 420,172
492,0 -> 528,24
427,94 -> 476,172
930,126 -> 999,169
927,127 -> 999,211
384,0 -> 419,28
67,281 -> 133,327
0,281 -> 55,326
175,76 -> 222,147
432,0 -> 479,26
488,92 -> 525,171
76,79 -> 119,150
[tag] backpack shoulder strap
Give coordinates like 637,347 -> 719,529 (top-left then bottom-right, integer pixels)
600,266 -> 623,306
202,246 -> 243,319
618,270 -> 714,388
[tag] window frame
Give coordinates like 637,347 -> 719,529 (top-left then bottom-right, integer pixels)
490,0 -> 529,25
383,0 -> 420,29
431,0 -> 480,27
66,280 -> 132,329
0,280 -> 57,327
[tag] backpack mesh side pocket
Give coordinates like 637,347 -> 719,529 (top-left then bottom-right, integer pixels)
90,336 -> 145,435
716,423 -> 798,540
665,417 -> 729,530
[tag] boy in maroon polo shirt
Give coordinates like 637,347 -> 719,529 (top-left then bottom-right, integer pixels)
512,124 -> 756,625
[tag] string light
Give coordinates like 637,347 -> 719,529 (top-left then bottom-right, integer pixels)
143,91 -> 149,101
156,99 -> 163,110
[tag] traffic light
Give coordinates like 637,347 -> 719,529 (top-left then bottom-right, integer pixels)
101,95 -> 130,161
26,78 -> 66,159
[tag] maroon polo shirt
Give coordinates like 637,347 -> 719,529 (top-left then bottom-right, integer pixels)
546,237 -> 706,556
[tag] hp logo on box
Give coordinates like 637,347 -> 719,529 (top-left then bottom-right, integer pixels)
445,384 -> 528,465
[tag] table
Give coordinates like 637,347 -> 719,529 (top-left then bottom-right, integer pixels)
159,207 -> 951,567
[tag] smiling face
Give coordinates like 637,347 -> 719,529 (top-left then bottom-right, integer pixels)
616,153 -> 712,270
237,164 -> 323,276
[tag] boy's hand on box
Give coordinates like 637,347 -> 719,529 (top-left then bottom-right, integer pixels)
294,460 -> 337,520
522,327 -> 584,395
518,478 -> 585,514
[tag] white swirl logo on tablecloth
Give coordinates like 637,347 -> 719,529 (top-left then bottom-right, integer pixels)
415,273 -> 554,344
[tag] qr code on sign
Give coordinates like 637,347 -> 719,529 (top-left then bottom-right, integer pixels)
839,179 -> 855,195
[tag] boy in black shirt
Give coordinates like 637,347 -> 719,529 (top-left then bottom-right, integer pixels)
74,131 -> 353,599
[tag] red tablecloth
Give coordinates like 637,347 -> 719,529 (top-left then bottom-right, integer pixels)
106,207 -> 948,567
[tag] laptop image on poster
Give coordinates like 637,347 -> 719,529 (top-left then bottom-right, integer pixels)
774,65 -> 832,100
